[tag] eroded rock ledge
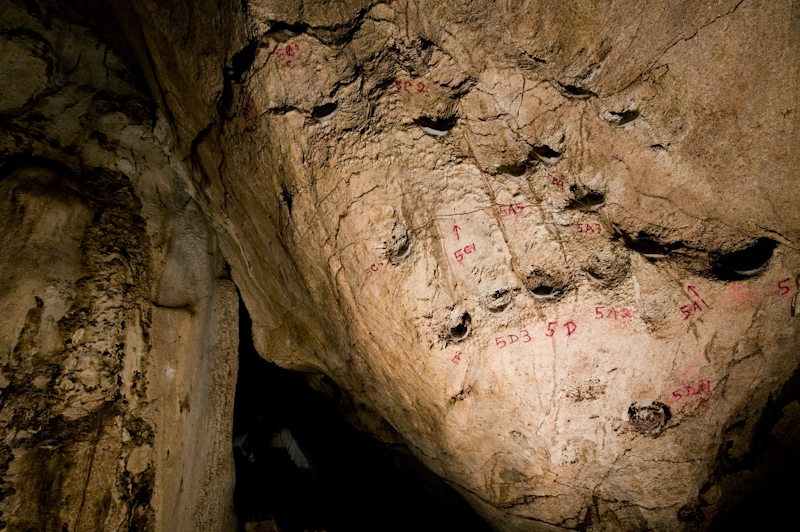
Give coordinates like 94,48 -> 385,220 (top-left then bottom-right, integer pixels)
2,0 -> 800,531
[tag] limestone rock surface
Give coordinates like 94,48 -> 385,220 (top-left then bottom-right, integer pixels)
101,1 -> 800,530
0,1 -> 239,530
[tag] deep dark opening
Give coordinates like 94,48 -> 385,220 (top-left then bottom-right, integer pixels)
568,190 -> 605,212
530,285 -> 560,299
530,144 -> 562,164
414,115 -> 458,135
604,109 -> 640,127
232,299 -> 493,532
449,312 -> 471,342
711,238 -> 777,280
311,102 -> 338,121
619,232 -> 678,259
498,163 -> 528,177
555,83 -> 596,99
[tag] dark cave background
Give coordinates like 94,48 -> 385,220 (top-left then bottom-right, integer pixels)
232,299 -> 494,532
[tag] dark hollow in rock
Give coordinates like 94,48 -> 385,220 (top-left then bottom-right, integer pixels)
311,102 -> 338,121
628,402 -> 671,435
711,238 -> 777,280
569,191 -> 605,212
620,232 -> 679,260
531,145 -> 562,164
450,312 -> 471,341
484,290 -> 512,314
678,503 -> 704,523
604,109 -> 640,127
227,40 -> 258,82
556,83 -> 596,99
266,21 -> 307,39
388,233 -> 412,262
498,163 -> 528,177
280,183 -> 293,214
530,285 -> 561,299
414,115 -> 458,136
523,270 -> 568,300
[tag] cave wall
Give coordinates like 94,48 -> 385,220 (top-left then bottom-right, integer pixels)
97,1 -> 800,530
2,0 -> 800,531
0,2 -> 238,530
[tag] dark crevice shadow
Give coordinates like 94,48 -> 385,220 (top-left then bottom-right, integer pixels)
232,298 -> 493,532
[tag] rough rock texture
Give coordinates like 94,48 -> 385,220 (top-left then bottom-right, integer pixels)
3,0 -> 800,531
0,2 -> 239,530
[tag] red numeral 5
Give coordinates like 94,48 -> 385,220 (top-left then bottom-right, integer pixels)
778,277 -> 792,297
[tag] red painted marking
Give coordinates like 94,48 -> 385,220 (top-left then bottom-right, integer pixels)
452,350 -> 462,364
275,42 -> 299,68
547,173 -> 564,188
454,243 -> 476,262
544,321 -> 577,338
668,379 -> 712,413
452,222 -> 462,240
494,329 -> 533,349
595,306 -> 637,324
729,284 -> 759,305
777,277 -> 793,298
499,203 -> 526,217
576,222 -> 602,234
395,79 -> 429,93
680,286 -> 709,320
365,261 -> 385,279
242,91 -> 257,122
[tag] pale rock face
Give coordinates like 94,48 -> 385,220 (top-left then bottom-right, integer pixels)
2,0 -> 800,531
111,0 -> 799,530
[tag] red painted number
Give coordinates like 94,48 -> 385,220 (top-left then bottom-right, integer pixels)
499,203 -> 525,217
594,306 -> 636,324
576,222 -> 602,234
495,329 -> 533,349
777,277 -> 793,298
544,321 -> 577,338
395,79 -> 429,93
454,243 -> 476,262
365,262 -> 385,279
452,350 -> 462,364
680,285 -> 710,320
670,379 -> 712,413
